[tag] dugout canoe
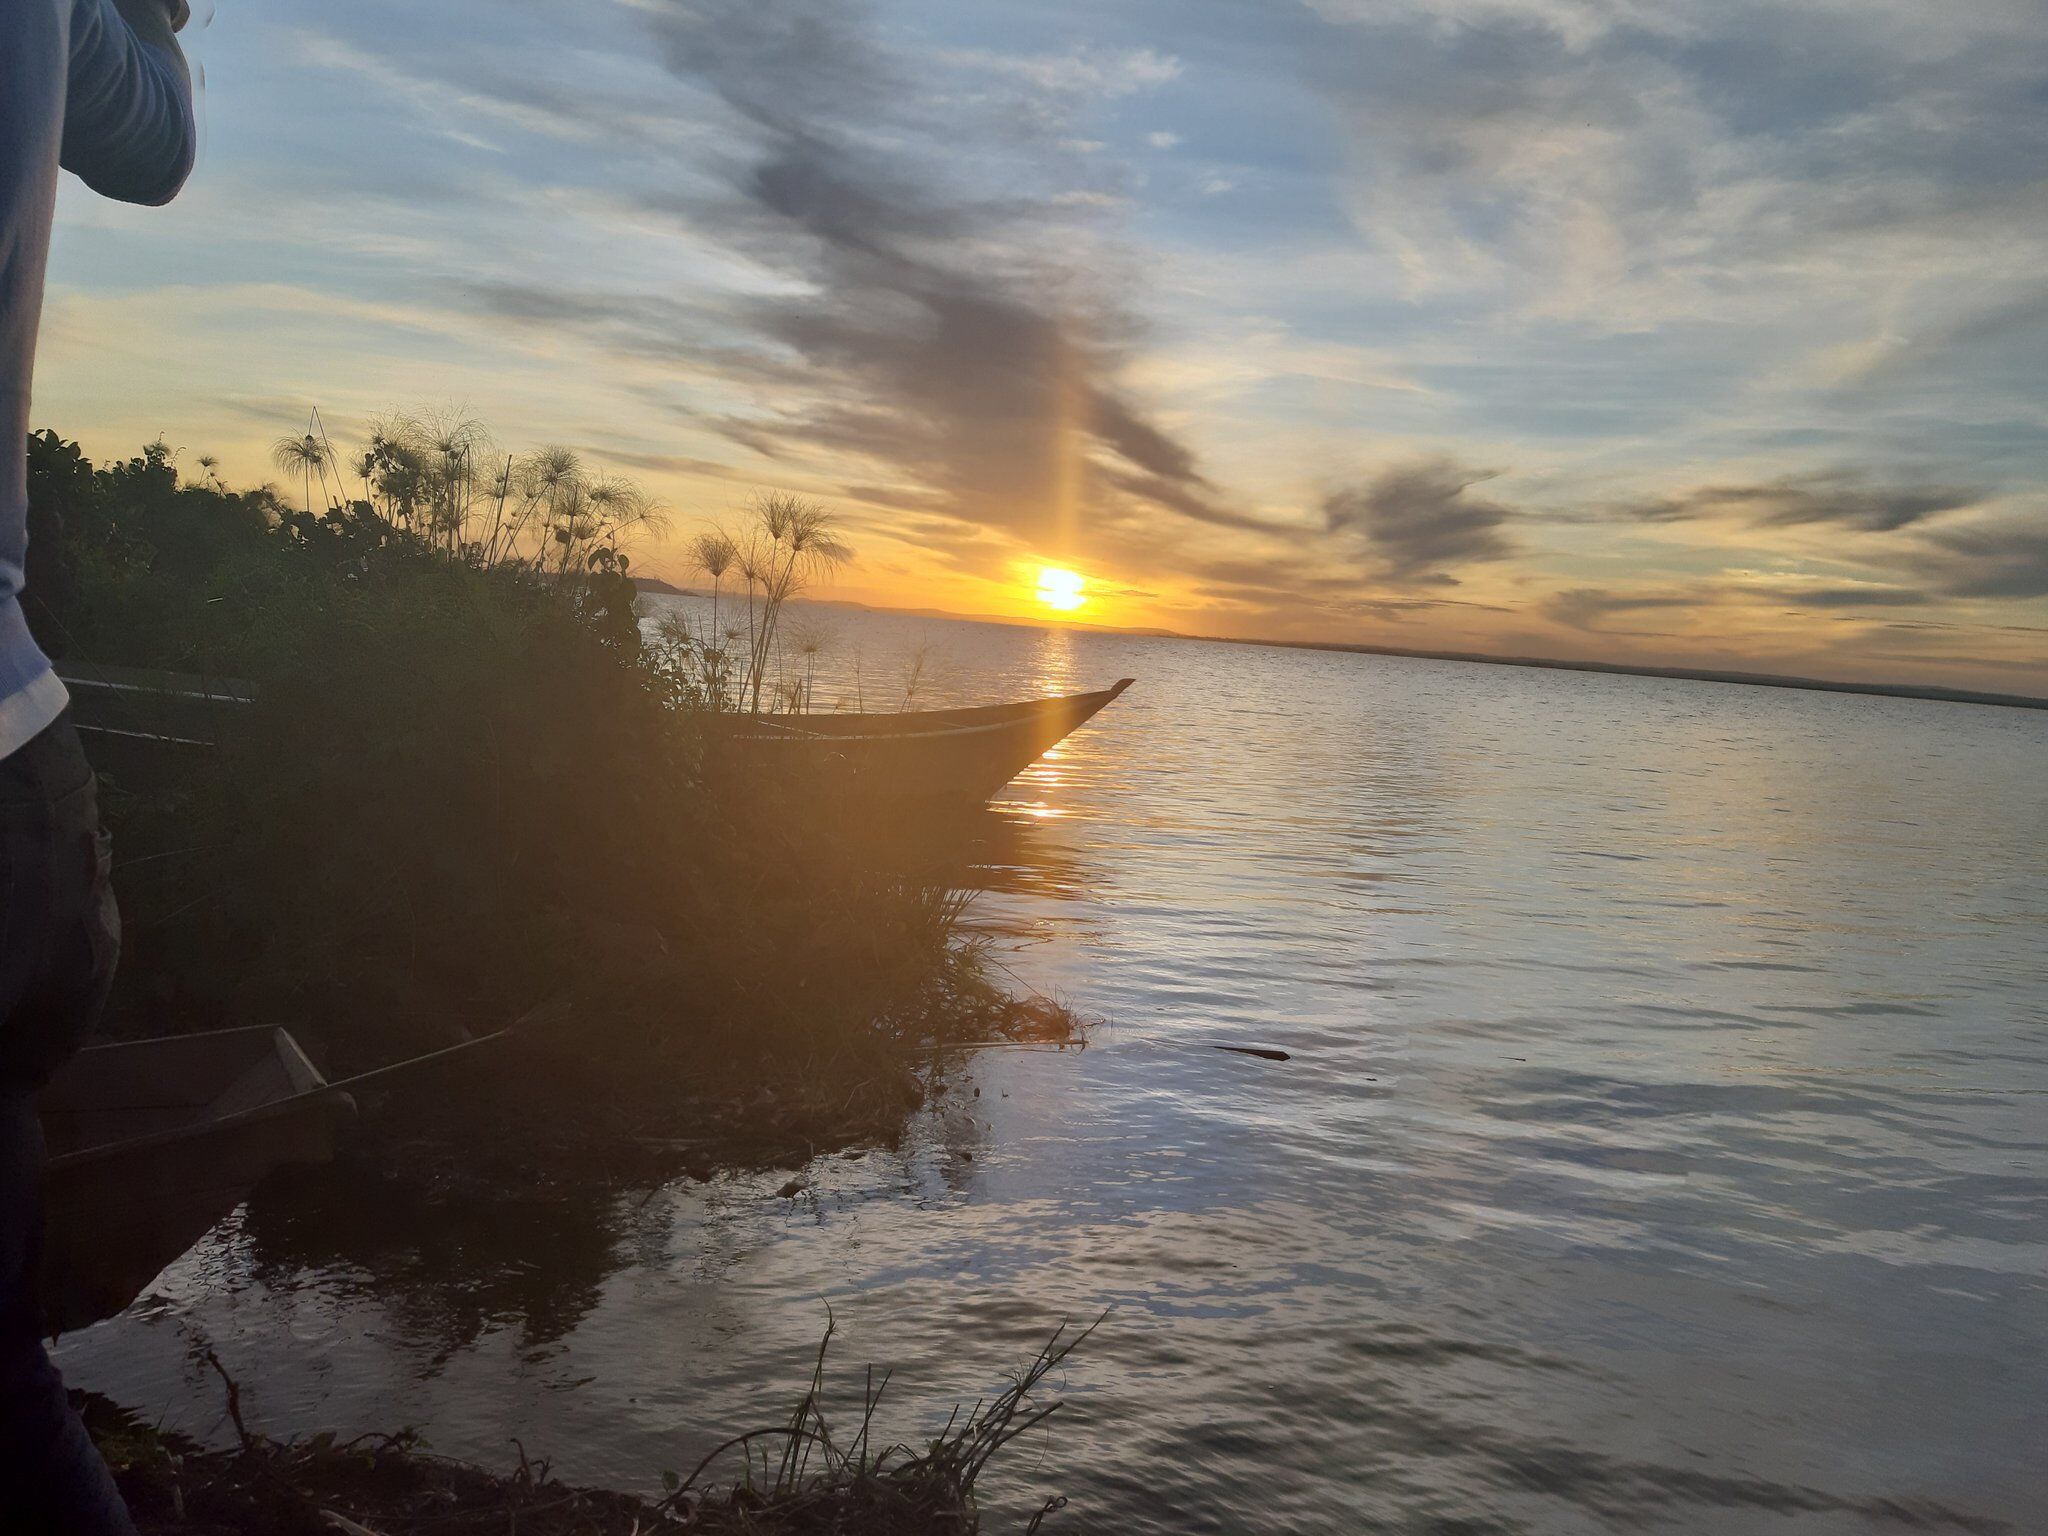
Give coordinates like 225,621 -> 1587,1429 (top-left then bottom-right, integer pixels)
53,658 -> 252,746
35,1023 -> 517,1335
53,660 -> 1137,806
52,659 -> 250,789
37,1025 -> 354,1335
706,678 -> 1135,804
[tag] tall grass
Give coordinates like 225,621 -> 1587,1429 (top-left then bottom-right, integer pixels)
83,1319 -> 1098,1533
337,410 -> 669,576
656,492 -> 851,714
663,1314 -> 1099,1534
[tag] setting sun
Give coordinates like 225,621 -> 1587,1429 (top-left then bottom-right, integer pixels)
1035,566 -> 1086,612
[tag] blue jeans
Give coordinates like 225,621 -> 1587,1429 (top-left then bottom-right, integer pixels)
0,711 -> 133,1535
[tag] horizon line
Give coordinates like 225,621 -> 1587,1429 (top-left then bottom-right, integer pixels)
630,578 -> 2048,714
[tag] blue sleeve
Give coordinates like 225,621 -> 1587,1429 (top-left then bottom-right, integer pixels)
58,0 -> 196,207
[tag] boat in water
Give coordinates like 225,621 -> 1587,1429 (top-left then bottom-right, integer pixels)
54,660 -> 1136,806
38,1025 -> 355,1335
37,1020 -> 522,1334
705,678 -> 1135,805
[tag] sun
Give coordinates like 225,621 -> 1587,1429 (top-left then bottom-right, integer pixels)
1035,566 -> 1087,613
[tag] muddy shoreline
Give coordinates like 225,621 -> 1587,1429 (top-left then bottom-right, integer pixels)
84,1303 -> 1092,1535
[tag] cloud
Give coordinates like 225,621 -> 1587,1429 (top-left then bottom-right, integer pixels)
588,447 -> 753,481
294,30 -> 686,151
1300,0 -> 2048,346
1543,585 -> 1703,633
1764,583 -> 1931,609
1099,470 -> 1279,533
1325,459 -> 1515,585
1917,521 -> 2048,600
1547,573 -> 1943,630
615,0 -> 1238,548
932,45 -> 1184,99
1188,554 -> 1496,622
1629,471 -> 1986,532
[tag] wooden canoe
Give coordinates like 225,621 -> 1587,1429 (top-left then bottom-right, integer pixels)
706,679 -> 1135,805
52,659 -> 252,746
37,1026 -> 355,1336
53,660 -> 1138,807
52,660 -> 251,789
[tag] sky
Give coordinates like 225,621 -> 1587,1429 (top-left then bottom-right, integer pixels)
34,0 -> 2048,691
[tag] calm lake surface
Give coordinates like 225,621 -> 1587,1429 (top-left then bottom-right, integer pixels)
61,609 -> 2048,1533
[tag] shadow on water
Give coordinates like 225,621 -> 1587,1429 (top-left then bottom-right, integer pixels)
202,784 -> 1047,1371
236,1162 -> 635,1370
829,799 -> 1094,904
218,1070 -> 1001,1372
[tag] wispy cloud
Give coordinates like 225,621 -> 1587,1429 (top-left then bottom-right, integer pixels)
1916,521 -> 2048,601
613,0 -> 1245,547
1629,471 -> 1986,533
1543,585 -> 1703,634
930,44 -> 1184,98
1326,460 -> 1515,586
1303,0 -> 2048,317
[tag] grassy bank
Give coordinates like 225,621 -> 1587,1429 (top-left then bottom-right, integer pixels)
82,1319 -> 1091,1534
26,424 -> 1072,1166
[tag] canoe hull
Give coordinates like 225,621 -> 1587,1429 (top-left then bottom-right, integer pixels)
37,1027 -> 352,1336
52,660 -> 252,792
706,679 -> 1133,805
51,660 -> 1137,808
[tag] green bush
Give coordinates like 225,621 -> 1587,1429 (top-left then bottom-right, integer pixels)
27,431 -> 1021,1142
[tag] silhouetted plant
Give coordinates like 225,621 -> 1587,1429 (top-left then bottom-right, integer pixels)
671,494 -> 849,712
788,618 -> 834,714
270,427 -> 337,514
664,1313 -> 1099,1534
25,425 -> 1059,1149
900,638 -> 933,709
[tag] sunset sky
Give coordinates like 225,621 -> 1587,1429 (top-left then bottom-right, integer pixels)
33,0 -> 2048,691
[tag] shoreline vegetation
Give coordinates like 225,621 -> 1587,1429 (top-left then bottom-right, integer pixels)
81,1316 -> 1094,1534
26,419 -> 1089,1528
26,419 -> 1081,1141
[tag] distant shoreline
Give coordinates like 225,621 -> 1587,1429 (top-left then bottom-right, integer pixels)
1228,638 -> 2048,713
630,578 -> 2048,713
629,574 -> 692,596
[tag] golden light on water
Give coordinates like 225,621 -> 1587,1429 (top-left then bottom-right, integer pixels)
1036,566 -> 1086,612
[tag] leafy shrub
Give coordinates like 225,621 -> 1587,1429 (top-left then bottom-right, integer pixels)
28,431 -> 1024,1144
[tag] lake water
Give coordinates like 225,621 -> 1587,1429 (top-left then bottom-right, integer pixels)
59,608 -> 2048,1533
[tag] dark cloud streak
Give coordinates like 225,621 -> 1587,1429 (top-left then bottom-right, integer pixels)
1543,587 -> 1702,634
1919,523 -> 2048,600
1630,471 -> 1985,532
1325,459 -> 1515,586
629,0 -> 1243,544
1771,584 -> 1931,608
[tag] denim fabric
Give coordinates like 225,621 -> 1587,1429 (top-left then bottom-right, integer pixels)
0,711 -> 133,1534
0,713 -> 120,1088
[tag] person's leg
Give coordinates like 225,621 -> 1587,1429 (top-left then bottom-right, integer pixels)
0,714 -> 133,1535
0,1087 -> 135,1534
